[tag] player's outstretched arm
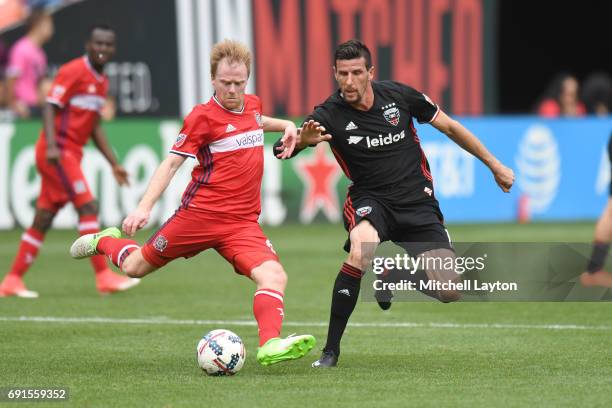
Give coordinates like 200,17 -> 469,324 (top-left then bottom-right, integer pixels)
122,154 -> 186,236
42,102 -> 60,164
261,116 -> 298,159
273,120 -> 331,159
91,123 -> 130,186
431,111 -> 515,192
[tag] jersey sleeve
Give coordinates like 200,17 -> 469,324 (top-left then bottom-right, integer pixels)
302,106 -> 331,129
46,65 -> 80,108
394,82 -> 440,124
169,108 -> 210,159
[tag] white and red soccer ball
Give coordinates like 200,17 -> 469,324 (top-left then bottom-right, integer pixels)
196,329 -> 246,376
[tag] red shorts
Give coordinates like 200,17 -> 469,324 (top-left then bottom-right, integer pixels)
141,209 -> 279,277
35,147 -> 94,212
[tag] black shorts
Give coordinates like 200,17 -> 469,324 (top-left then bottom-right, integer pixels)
342,190 -> 452,254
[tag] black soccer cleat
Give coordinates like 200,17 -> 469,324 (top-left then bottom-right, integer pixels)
311,349 -> 338,368
375,288 -> 393,310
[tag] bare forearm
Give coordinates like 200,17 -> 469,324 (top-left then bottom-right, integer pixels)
43,103 -> 57,146
262,116 -> 295,133
444,120 -> 499,169
138,156 -> 183,211
92,127 -> 119,166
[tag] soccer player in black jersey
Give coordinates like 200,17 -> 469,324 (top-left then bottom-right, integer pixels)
274,40 -> 515,367
580,132 -> 612,288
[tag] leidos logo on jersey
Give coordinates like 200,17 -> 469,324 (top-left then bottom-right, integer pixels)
348,130 -> 406,148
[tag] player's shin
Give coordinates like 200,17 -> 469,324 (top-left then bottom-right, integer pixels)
78,215 -> 110,275
324,263 -> 363,355
253,289 -> 284,346
96,237 -> 140,272
6,228 -> 45,278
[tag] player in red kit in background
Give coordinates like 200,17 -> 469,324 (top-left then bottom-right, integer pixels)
70,40 -> 316,366
0,24 -> 138,298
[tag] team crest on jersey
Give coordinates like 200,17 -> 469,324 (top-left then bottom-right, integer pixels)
382,103 -> 400,126
174,133 -> 187,148
87,84 -> 96,93
254,112 -> 263,127
356,206 -> 372,217
51,85 -> 66,99
154,235 -> 168,252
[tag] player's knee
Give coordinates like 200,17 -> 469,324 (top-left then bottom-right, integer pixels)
125,269 -> 142,279
124,263 -> 146,279
252,261 -> 287,289
121,255 -> 147,278
77,200 -> 99,216
349,221 -> 380,269
265,264 -> 287,288
437,289 -> 461,303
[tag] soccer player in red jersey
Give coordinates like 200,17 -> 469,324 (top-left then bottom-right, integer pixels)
0,24 -> 139,298
70,40 -> 316,366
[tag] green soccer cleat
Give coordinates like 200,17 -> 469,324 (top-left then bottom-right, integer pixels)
256,334 -> 316,366
70,227 -> 121,259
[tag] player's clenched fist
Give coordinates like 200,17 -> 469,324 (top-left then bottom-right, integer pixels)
492,163 -> 515,193
122,207 -> 150,237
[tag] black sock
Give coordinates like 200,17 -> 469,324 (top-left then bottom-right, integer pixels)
324,263 -> 363,356
587,242 -> 610,273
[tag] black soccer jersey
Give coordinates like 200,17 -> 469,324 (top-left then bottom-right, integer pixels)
304,80 -> 440,202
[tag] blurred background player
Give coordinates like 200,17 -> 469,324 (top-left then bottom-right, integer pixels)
581,72 -> 611,116
536,73 -> 586,118
5,7 -> 53,119
0,24 -> 137,298
0,36 -> 9,111
70,39 -> 316,366
580,132 -> 612,288
275,40 -> 514,367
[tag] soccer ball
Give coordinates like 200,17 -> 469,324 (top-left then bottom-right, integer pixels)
196,329 -> 246,376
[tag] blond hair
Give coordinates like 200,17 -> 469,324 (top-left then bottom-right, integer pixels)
210,39 -> 252,78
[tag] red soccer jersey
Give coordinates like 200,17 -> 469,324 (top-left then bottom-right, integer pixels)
39,56 -> 108,157
170,95 -> 265,220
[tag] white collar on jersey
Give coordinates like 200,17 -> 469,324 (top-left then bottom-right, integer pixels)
83,56 -> 104,83
212,94 -> 245,114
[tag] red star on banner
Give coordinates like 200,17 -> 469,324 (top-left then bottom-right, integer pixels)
294,144 -> 342,223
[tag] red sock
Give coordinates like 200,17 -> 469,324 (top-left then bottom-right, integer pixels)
7,228 -> 45,278
97,237 -> 139,272
78,215 -> 108,276
253,289 -> 284,346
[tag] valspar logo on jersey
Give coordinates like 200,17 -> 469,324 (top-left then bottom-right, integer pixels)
209,129 -> 264,153
236,131 -> 264,147
365,130 -> 405,148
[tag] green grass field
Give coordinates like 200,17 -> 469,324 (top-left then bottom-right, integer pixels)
1,222 -> 611,407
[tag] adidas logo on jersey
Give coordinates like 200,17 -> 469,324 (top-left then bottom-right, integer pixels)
226,124 -> 236,133
345,121 -> 358,130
